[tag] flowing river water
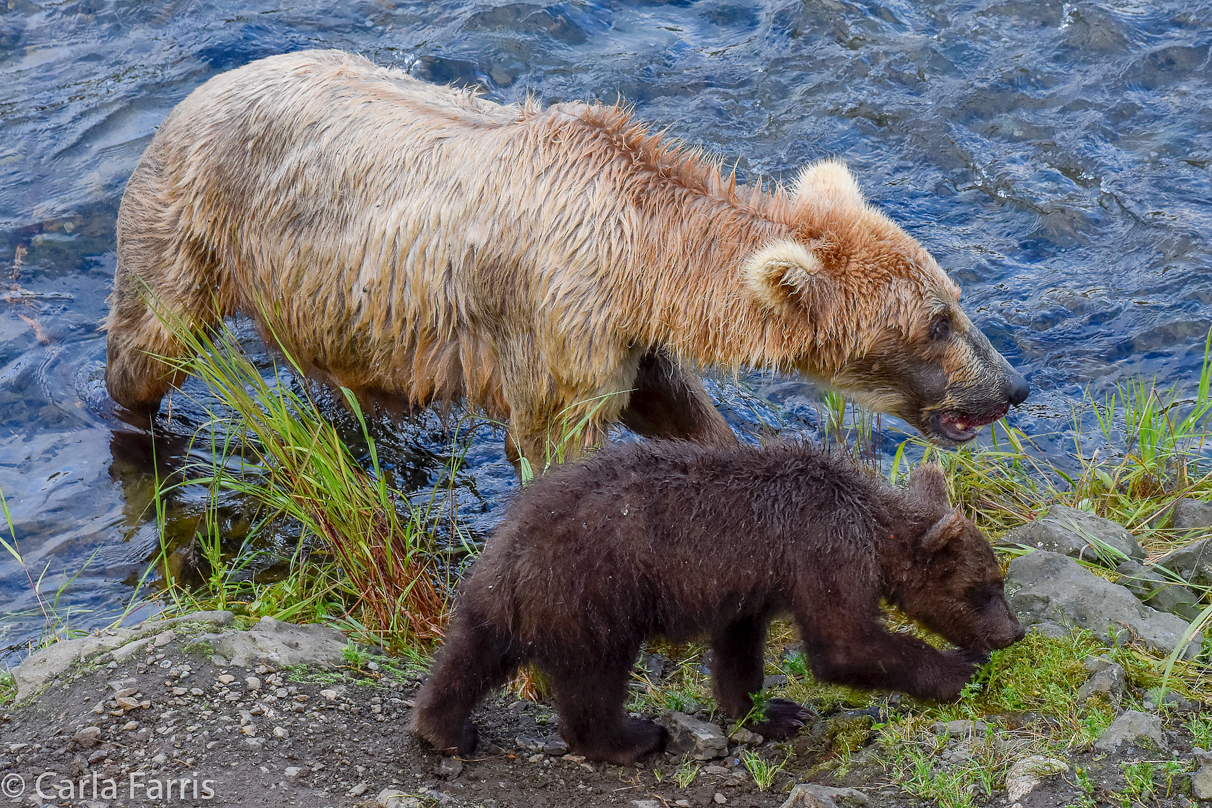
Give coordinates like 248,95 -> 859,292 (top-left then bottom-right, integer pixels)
1,0 -> 1211,659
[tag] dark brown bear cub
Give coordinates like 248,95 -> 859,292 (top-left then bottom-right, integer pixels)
411,441 -> 1023,764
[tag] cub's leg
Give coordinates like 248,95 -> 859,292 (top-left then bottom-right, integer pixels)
619,349 -> 738,446
711,617 -> 810,740
543,656 -> 666,765
411,606 -> 526,755
802,624 -> 986,702
106,154 -> 225,412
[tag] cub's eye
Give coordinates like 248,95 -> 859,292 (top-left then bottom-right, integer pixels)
929,313 -> 952,342
966,583 -> 997,608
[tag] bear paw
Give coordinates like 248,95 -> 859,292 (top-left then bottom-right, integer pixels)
928,648 -> 988,701
748,698 -> 812,740
412,717 -> 477,756
573,717 -> 668,765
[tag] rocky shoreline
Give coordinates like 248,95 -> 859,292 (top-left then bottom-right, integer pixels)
1,503 -> 1211,808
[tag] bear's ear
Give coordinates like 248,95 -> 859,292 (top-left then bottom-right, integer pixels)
794,159 -> 866,210
744,239 -> 830,312
907,464 -> 950,511
921,506 -> 967,553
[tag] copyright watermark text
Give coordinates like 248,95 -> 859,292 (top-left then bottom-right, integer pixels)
1,771 -> 216,802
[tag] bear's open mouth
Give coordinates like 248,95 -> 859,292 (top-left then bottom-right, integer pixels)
931,406 -> 1009,444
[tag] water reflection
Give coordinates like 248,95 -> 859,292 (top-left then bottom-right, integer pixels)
3,0 -> 1212,658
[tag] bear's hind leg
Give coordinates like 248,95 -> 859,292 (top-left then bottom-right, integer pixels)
619,349 -> 738,446
545,659 -> 666,765
712,617 -> 810,740
410,611 -> 525,755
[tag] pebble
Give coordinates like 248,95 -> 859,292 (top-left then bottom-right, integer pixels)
113,687 -> 139,700
436,757 -> 463,778
273,727 -> 289,738
217,674 -> 236,685
528,753 -> 545,763
121,721 -> 139,732
151,753 -> 167,766
284,766 -> 303,779
115,696 -> 141,711
543,737 -> 570,756
713,794 -> 727,804
72,727 -> 102,748
153,629 -> 175,647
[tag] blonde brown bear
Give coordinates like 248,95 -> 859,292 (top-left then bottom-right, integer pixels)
105,49 -> 1028,465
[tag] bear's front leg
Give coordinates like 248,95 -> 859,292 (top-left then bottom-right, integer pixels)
804,627 -> 987,702
711,616 -> 810,740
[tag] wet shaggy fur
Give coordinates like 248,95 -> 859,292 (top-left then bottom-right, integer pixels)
410,441 -> 1024,764
105,49 -> 1028,464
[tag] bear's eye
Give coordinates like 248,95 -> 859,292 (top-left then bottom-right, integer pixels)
966,583 -> 998,608
929,313 -> 952,342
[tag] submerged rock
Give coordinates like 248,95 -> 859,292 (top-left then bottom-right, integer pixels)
1002,505 -> 1144,566
1006,551 -> 1202,658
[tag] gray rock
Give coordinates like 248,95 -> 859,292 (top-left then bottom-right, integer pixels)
1154,537 -> 1212,590
515,735 -> 545,753
1170,499 -> 1212,531
1192,765 -> 1212,801
542,736 -> 569,756
728,726 -> 764,746
1094,710 -> 1165,752
10,610 -> 234,701
638,653 -> 667,681
1076,661 -> 1126,710
779,783 -> 871,808
1116,560 -> 1204,621
72,727 -> 102,748
1004,756 -> 1068,802
658,712 -> 728,760
203,616 -> 347,668
377,789 -> 424,808
435,757 -> 463,778
933,720 -> 987,738
1006,551 -> 1202,658
1003,505 -> 1144,566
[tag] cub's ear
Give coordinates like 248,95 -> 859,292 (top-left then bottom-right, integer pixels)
907,463 -> 950,511
744,239 -> 829,312
921,506 -> 967,553
794,159 -> 866,210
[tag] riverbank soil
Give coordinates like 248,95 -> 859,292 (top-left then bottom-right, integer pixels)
1,620 -> 1208,808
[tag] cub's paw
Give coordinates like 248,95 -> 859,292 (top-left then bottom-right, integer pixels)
928,649 -> 988,701
579,718 -> 668,766
749,698 -> 813,740
959,647 -> 992,668
412,718 -> 477,756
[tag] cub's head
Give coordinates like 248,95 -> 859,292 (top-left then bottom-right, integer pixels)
888,465 -> 1024,652
744,159 -> 1029,446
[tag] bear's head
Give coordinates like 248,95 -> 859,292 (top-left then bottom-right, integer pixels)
744,160 -> 1029,446
888,465 -> 1024,652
